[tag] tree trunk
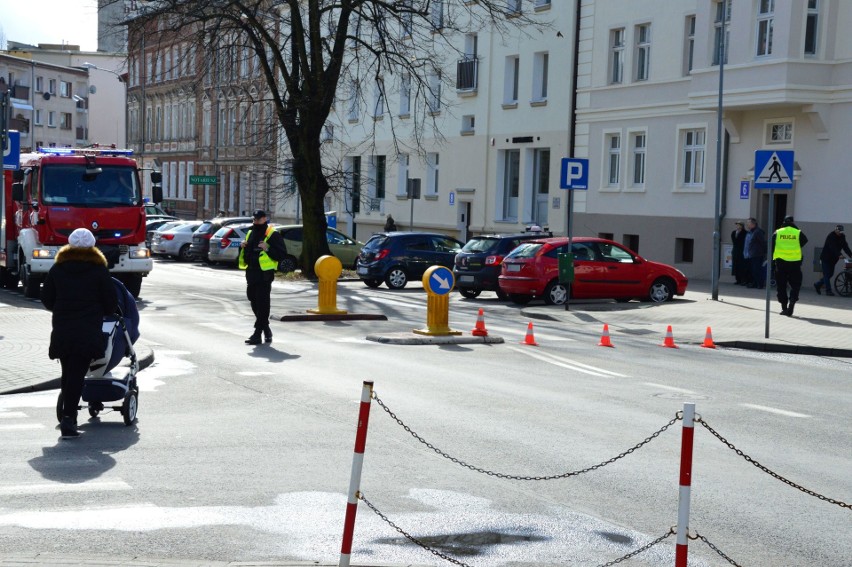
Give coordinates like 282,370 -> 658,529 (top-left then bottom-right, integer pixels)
293,135 -> 331,280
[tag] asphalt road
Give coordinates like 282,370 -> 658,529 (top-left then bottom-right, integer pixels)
1,260 -> 850,566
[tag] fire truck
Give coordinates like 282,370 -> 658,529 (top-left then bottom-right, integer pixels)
1,147 -> 159,298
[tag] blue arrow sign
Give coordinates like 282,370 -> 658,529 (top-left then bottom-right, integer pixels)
3,131 -> 21,170
560,158 -> 589,190
426,266 -> 454,296
754,150 -> 794,190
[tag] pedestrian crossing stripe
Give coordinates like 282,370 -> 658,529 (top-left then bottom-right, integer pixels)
754,150 -> 794,189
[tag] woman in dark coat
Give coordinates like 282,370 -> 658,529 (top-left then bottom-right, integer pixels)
41,228 -> 118,439
731,221 -> 748,285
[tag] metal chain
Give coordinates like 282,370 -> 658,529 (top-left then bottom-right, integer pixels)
372,393 -> 681,481
594,528 -> 675,567
696,418 -> 851,509
359,492 -> 475,567
694,533 -> 744,567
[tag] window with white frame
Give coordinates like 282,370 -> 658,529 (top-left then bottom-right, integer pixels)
501,150 -> 520,220
535,0 -> 551,7
48,79 -> 56,94
35,76 -> 43,92
507,0 -> 521,15
397,154 -> 410,196
757,0 -> 774,56
426,153 -> 440,195
202,101 -> 212,146
462,115 -> 475,134
532,52 -> 549,101
348,81 -> 360,121
504,56 -> 520,104
59,81 -> 71,98
681,128 -> 706,186
713,0 -> 731,65
805,0 -> 819,55
60,112 -> 72,130
533,148 -> 550,225
610,28 -> 625,84
631,132 -> 646,187
48,111 -> 56,127
431,1 -> 444,29
399,73 -> 411,116
766,120 -> 793,145
34,109 -> 43,125
635,24 -> 651,81
400,1 -> 413,37
373,79 -> 385,118
605,134 -> 621,186
684,16 -> 696,75
349,156 -> 362,214
427,71 -> 441,113
374,155 -> 387,200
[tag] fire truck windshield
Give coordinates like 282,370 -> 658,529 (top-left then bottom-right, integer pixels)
41,165 -> 141,207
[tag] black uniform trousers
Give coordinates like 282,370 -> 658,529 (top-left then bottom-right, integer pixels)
60,354 -> 91,419
775,259 -> 803,307
246,269 -> 274,331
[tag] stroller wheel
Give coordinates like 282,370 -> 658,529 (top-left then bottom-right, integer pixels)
55,392 -> 64,424
122,391 -> 138,426
88,401 -> 104,418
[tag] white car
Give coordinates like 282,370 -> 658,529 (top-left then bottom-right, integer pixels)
151,221 -> 203,261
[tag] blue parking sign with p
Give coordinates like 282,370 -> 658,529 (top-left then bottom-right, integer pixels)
3,131 -> 21,170
560,158 -> 589,190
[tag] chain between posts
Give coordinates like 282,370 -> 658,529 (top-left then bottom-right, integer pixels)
696,418 -> 851,509
693,532 -> 744,567
594,527 -> 675,567
372,392 -> 681,481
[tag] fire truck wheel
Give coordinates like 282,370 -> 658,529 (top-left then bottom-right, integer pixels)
0,267 -> 18,290
20,263 -> 41,299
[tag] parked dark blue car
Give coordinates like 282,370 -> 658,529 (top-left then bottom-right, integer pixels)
356,232 -> 464,289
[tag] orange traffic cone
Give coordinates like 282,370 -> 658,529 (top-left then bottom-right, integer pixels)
598,324 -> 614,347
521,322 -> 538,346
661,325 -> 678,349
701,326 -> 716,349
471,308 -> 489,337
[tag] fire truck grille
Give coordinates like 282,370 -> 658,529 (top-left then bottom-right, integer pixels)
58,228 -> 135,239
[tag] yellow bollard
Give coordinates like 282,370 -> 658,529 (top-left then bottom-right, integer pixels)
307,255 -> 348,315
413,266 -> 461,336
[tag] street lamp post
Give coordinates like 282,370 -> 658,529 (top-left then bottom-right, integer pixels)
711,0 -> 728,301
81,62 -> 128,148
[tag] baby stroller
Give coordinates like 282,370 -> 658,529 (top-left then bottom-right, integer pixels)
55,278 -> 141,426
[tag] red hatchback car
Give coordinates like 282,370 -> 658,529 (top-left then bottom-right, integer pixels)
498,237 -> 688,305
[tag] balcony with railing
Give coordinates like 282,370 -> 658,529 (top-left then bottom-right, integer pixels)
76,126 -> 88,141
456,57 -> 479,92
75,97 -> 89,111
10,85 -> 30,100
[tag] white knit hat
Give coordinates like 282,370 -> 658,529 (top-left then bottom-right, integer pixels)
68,228 -> 96,248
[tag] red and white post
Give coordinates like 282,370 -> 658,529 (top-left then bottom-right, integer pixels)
339,381 -> 374,567
675,402 -> 695,567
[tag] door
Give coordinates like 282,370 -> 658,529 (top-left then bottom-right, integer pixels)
594,241 -> 646,297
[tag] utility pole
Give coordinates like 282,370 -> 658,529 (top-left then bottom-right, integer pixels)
711,0 -> 728,301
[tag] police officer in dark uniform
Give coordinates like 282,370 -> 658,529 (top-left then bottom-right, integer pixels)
238,210 -> 287,344
772,216 -> 808,317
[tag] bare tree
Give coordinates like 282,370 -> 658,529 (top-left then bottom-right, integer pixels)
128,0 -> 544,277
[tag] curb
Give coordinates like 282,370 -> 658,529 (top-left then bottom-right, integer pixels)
714,341 -> 852,357
273,312 -> 388,322
366,332 -> 505,345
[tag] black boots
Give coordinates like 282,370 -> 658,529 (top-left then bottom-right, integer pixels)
245,326 -> 272,345
263,326 -> 272,344
786,301 -> 795,317
60,417 -> 79,439
780,301 -> 789,316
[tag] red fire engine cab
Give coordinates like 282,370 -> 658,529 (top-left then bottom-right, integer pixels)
1,147 -> 158,298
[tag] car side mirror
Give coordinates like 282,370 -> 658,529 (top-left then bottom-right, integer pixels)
11,182 -> 24,201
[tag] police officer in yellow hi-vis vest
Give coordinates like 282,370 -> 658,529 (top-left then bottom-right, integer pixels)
772,216 -> 808,317
239,210 -> 287,344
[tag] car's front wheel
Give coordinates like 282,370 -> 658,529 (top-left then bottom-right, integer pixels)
459,288 -> 481,299
278,255 -> 298,273
544,280 -> 569,305
385,267 -> 408,289
363,278 -> 382,288
648,278 -> 675,303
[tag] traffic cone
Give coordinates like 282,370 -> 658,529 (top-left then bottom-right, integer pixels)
598,324 -> 614,347
471,308 -> 489,337
521,322 -> 538,346
701,326 -> 716,349
661,325 -> 678,349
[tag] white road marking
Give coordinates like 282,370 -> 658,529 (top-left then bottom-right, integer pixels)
185,292 -> 245,318
508,347 -> 627,377
644,382 -> 696,394
487,324 -> 574,342
236,371 -> 274,376
197,321 -> 244,336
740,403 -> 811,418
0,480 -> 132,496
0,424 -> 44,431
0,412 -> 29,419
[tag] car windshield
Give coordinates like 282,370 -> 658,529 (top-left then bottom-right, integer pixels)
505,242 -> 543,259
213,226 -> 233,238
461,238 -> 500,253
363,235 -> 389,251
42,165 -> 141,207
195,222 -> 214,234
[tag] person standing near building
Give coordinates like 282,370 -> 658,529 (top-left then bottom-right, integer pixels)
814,225 -> 852,296
238,210 -> 287,345
743,217 -> 767,289
731,221 -> 748,285
773,216 -> 808,316
384,214 -> 398,232
41,228 -> 118,439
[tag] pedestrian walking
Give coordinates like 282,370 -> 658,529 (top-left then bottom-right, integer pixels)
238,210 -> 287,345
41,228 -> 118,439
384,214 -> 398,232
731,221 -> 748,285
814,224 -> 852,296
773,216 -> 808,316
743,217 -> 767,289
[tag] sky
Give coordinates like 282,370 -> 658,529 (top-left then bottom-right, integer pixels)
1,0 -> 100,51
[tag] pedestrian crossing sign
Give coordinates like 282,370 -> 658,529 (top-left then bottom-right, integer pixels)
754,150 -> 794,189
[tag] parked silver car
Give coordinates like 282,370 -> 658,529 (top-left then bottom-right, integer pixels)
207,223 -> 254,266
151,221 -> 203,261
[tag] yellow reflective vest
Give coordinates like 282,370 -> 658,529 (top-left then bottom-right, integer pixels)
773,226 -> 802,261
238,226 -> 278,270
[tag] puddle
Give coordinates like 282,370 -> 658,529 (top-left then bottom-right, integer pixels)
595,530 -> 634,545
375,530 -> 548,556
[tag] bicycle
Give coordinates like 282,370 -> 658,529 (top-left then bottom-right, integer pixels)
834,259 -> 852,297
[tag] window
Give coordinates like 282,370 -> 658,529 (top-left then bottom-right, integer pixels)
60,112 -> 72,130
58,81 -> 71,97
48,79 -> 56,95
507,0 -> 521,15
461,114 -> 475,134
606,134 -> 621,186
399,74 -> 411,116
623,234 -> 639,254
631,132 -> 646,187
757,0 -> 774,56
532,52 -> 549,101
805,0 -> 819,55
427,71 -> 441,113
504,56 -> 520,104
426,153 -> 440,195
48,111 -> 56,128
713,0 -> 731,65
676,238 -> 694,263
535,0 -> 551,7
533,148 -> 550,225
501,150 -> 520,220
684,16 -> 696,75
610,29 -> 625,84
400,2 -> 413,37
681,128 -> 706,186
635,24 -> 651,81
375,155 -> 386,199
349,156 -> 361,214
348,82 -> 360,121
373,79 -> 385,118
766,120 -> 793,145
35,76 -> 43,93
34,109 -> 43,125
397,154 -> 409,196
431,1 -> 443,29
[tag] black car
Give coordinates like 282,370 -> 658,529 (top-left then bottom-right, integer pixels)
454,231 -> 552,299
356,232 -> 464,289
189,217 -> 253,263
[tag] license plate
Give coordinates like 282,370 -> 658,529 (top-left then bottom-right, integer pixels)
507,264 -> 521,272
357,266 -> 369,275
459,275 -> 474,283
